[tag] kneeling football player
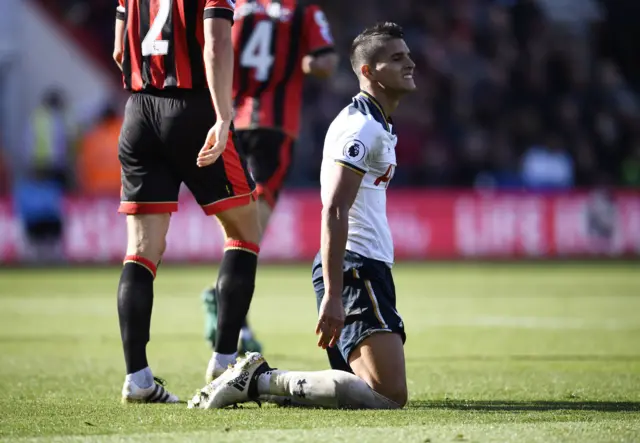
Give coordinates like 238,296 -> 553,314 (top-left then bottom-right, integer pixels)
189,22 -> 416,409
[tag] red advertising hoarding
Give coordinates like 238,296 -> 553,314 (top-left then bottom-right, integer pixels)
1,190 -> 638,263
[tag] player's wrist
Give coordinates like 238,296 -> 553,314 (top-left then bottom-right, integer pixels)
324,287 -> 343,299
216,116 -> 233,124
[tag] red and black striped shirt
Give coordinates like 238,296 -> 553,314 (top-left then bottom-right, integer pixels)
116,0 -> 235,91
232,0 -> 334,138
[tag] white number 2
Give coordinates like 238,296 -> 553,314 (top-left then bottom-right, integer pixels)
142,0 -> 171,56
240,20 -> 274,82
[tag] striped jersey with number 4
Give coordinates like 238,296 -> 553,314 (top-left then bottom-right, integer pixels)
232,0 -> 335,138
320,92 -> 398,267
115,0 -> 235,91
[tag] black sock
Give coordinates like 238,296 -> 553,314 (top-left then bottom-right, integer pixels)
215,241 -> 259,354
212,287 -> 249,329
118,257 -> 156,374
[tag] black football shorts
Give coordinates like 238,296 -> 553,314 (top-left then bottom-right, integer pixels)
118,89 -> 256,215
235,128 -> 295,208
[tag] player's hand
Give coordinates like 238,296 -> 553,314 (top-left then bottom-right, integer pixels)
197,120 -> 231,167
315,294 -> 345,349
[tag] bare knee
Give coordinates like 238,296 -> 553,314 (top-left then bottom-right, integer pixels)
389,386 -> 408,408
216,200 -> 261,244
348,332 -> 408,408
256,197 -> 273,235
382,383 -> 407,408
125,214 -> 170,263
358,373 -> 407,407
127,235 -> 166,263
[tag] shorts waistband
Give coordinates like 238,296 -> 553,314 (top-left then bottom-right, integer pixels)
133,87 -> 210,99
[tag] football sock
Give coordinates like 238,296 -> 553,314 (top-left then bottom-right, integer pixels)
211,351 -> 238,370
214,240 -> 259,354
126,366 -> 154,389
117,257 -> 156,375
257,370 -> 401,409
203,287 -> 253,348
240,326 -> 253,342
202,287 -> 217,347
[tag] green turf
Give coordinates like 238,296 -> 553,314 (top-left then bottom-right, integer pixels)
0,263 -> 639,442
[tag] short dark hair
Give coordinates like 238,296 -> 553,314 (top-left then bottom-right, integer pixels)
350,22 -> 405,75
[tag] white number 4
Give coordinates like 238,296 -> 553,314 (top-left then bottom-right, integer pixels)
240,20 -> 274,82
142,0 -> 171,56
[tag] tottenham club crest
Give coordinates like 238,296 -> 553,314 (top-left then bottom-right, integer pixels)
343,139 -> 367,162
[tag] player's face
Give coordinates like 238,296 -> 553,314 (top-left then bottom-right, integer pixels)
373,39 -> 416,93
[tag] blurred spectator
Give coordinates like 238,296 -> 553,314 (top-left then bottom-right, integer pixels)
15,88 -> 76,262
12,176 -> 64,263
23,88 -> 78,190
76,104 -> 122,195
521,132 -> 574,189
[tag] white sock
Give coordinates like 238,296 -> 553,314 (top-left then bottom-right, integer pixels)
126,367 -> 153,389
257,370 -> 273,394
257,370 -> 400,409
240,326 -> 253,342
212,352 -> 237,370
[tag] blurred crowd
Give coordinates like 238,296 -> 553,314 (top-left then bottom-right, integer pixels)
302,0 -> 640,189
7,0 -> 640,200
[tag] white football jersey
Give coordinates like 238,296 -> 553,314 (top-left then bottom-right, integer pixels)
320,91 -> 398,266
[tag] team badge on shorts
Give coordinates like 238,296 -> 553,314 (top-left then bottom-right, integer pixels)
343,140 -> 367,162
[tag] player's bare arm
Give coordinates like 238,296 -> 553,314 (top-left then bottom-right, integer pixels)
302,52 -> 339,79
113,6 -> 125,71
198,17 -> 234,167
316,164 -> 363,349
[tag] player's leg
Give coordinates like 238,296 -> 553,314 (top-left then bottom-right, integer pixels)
257,253 -> 405,409
201,130 -> 262,355
348,333 -> 407,406
346,259 -> 408,406
249,129 -> 295,235
170,101 -> 261,382
117,93 -> 181,403
258,252 -> 407,409
191,253 -> 405,410
201,129 -> 294,353
118,214 -> 169,381
212,199 -> 261,354
190,352 -> 399,409
242,130 -> 294,350
203,193 -> 261,382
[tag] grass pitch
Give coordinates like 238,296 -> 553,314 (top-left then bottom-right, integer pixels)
0,263 -> 639,442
